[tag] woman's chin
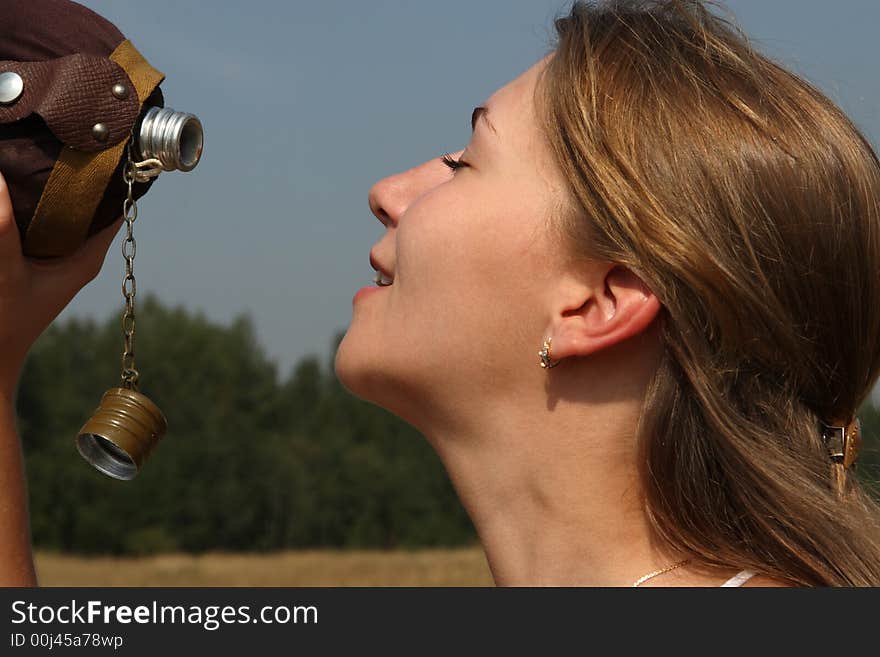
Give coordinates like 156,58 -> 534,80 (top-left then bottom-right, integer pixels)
334,333 -> 388,404
335,334 -> 430,428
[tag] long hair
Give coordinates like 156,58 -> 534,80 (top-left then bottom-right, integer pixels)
537,0 -> 880,585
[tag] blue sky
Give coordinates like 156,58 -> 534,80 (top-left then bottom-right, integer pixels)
67,1 -> 880,401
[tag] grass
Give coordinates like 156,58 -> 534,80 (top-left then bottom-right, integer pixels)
34,547 -> 494,587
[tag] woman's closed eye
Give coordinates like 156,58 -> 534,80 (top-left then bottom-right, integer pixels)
441,153 -> 470,173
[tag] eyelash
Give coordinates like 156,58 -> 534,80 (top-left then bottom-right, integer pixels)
441,153 -> 469,172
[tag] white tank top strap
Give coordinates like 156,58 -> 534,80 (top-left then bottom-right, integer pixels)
720,569 -> 756,587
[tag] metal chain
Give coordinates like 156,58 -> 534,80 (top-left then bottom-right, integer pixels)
119,145 -> 164,390
120,146 -> 140,390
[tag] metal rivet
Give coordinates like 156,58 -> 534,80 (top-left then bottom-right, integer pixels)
111,83 -> 129,100
92,123 -> 110,142
0,71 -> 24,105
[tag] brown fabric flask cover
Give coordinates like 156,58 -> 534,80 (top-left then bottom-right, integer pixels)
0,0 -> 166,256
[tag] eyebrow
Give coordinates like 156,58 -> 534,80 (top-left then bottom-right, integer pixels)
471,106 -> 497,135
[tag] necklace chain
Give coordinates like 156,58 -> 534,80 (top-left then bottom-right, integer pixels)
631,559 -> 690,587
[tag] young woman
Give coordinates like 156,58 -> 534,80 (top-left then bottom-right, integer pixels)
334,0 -> 880,586
3,0 -> 880,586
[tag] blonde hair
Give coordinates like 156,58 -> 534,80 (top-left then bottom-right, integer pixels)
537,0 -> 880,585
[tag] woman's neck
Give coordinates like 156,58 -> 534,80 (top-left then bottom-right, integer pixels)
424,386 -> 680,586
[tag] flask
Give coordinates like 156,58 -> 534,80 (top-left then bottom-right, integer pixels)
0,0 -> 204,478
0,0 -> 203,257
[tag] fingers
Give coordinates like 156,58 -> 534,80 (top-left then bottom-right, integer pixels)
31,217 -> 124,305
0,172 -> 24,265
68,217 -> 125,286
0,172 -> 123,352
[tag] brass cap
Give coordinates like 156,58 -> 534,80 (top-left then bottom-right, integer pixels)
76,387 -> 167,480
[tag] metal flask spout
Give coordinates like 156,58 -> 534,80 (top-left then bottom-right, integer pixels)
136,106 -> 204,172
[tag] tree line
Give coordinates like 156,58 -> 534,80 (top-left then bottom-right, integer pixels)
14,295 -> 880,554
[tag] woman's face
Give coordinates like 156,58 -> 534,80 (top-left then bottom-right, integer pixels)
335,57 -> 571,425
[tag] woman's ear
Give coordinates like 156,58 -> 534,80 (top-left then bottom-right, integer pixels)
545,264 -> 661,361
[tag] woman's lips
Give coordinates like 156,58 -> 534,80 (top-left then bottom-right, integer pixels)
353,285 -> 389,304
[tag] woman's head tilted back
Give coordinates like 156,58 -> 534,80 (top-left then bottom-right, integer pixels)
537,0 -> 880,585
337,0 -> 880,586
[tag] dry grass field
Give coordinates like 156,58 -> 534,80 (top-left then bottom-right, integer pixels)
34,547 -> 494,587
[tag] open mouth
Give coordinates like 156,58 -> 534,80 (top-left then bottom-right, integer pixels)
373,271 -> 394,287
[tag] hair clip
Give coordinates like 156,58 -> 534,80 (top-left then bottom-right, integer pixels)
820,417 -> 862,469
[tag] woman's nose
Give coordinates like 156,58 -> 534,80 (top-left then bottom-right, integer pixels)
368,154 -> 459,227
368,172 -> 408,228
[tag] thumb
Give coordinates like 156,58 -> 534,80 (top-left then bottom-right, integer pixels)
0,171 -> 25,265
